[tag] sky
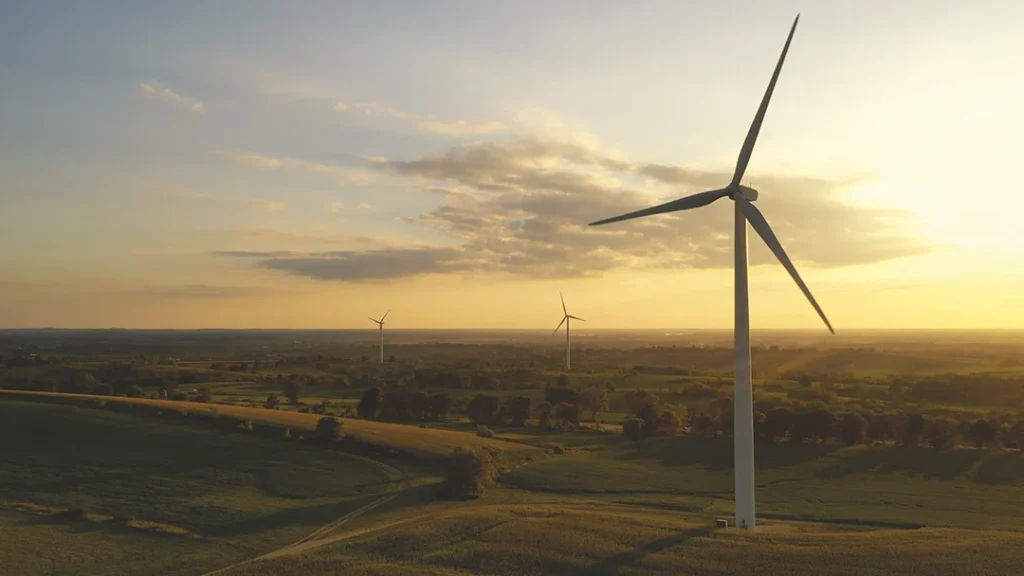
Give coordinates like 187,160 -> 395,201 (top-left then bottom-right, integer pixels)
1,0 -> 1023,330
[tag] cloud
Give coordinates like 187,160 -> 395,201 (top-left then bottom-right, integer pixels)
215,151 -> 371,183
146,284 -> 295,299
217,135 -> 931,282
259,248 -> 480,282
231,228 -> 396,248
335,101 -> 507,135
247,198 -> 284,212
139,81 -> 205,113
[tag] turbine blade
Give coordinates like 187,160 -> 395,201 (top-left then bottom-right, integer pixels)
567,315 -> 586,322
380,309 -> 390,322
736,196 -> 834,334
560,291 -> 567,316
551,316 -> 567,336
589,188 -> 730,226
731,14 -> 800,187
368,317 -> 379,323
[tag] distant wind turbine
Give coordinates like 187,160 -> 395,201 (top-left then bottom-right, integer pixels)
368,310 -> 390,364
589,14 -> 832,530
551,292 -> 586,370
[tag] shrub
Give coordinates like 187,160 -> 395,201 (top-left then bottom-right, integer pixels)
446,447 -> 497,499
284,380 -> 304,404
194,387 -> 213,403
314,416 -> 344,446
476,425 -> 494,438
623,418 -> 645,441
170,392 -> 188,401
264,394 -> 280,410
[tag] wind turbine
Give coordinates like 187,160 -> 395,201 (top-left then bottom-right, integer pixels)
368,310 -> 390,364
551,292 -> 586,370
589,14 -> 832,531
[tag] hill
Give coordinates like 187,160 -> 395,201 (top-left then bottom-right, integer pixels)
0,398 -> 406,576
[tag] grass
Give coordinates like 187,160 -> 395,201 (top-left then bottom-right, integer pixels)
502,433 -> 1024,531
223,500 -> 1024,575
0,390 -> 545,463
0,398 -> 408,575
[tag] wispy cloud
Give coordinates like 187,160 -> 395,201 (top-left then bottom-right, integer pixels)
335,101 -> 506,135
138,81 -> 205,113
214,151 -> 371,183
216,131 -> 931,282
247,198 -> 285,212
146,284 -> 296,299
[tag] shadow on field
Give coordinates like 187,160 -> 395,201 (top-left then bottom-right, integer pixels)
206,496 -> 369,538
614,436 -> 838,470
584,527 -> 712,576
972,452 -> 1024,484
814,446 -> 984,481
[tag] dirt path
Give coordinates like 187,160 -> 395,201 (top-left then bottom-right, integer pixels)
200,452 -> 406,576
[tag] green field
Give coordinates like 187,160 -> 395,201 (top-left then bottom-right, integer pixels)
0,399 -> 407,576
5,329 -> 1024,575
221,502 -> 1024,576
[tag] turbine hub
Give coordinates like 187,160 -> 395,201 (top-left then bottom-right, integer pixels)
734,185 -> 759,202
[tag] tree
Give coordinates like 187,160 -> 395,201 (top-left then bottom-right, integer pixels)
637,403 -> 659,438
837,412 -> 868,446
798,374 -> 812,388
505,396 -> 531,427
553,402 -> 581,429
314,416 -> 344,446
194,386 -> 213,403
580,387 -> 608,422
656,409 -> 681,436
284,380 -> 304,404
800,409 -> 836,443
761,407 -> 794,443
467,394 -> 502,426
902,413 -> 925,446
545,385 -> 581,406
446,447 -> 497,499
536,402 -> 554,428
426,393 -> 453,421
926,418 -> 957,450
264,393 -> 280,410
1009,420 -> 1024,451
378,390 -> 427,422
689,413 -> 716,438
358,387 -> 383,420
968,418 -> 1000,449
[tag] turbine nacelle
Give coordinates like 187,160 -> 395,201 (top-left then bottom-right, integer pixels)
732,185 -> 758,202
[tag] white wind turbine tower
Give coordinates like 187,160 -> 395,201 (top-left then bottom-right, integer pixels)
589,14 -> 832,530
551,292 -> 586,370
368,310 -> 390,364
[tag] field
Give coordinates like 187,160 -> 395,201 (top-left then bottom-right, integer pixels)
224,503 -> 1024,576
0,398 -> 409,576
5,329 -> 1024,575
